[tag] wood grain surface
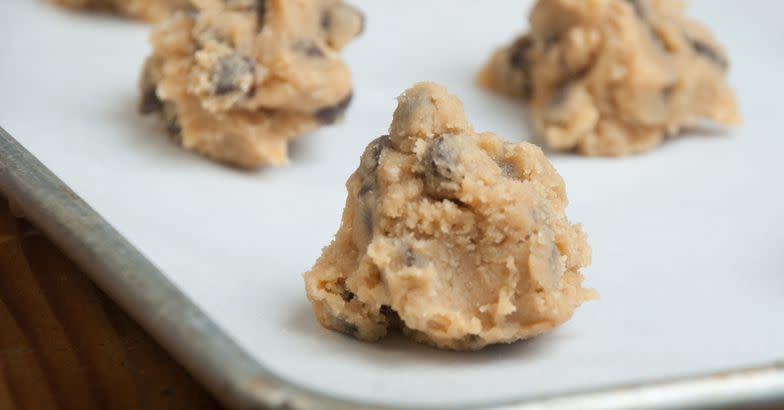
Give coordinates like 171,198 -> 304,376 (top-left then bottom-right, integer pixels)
0,198 -> 222,410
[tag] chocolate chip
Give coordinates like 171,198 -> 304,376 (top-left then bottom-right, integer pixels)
370,135 -> 389,163
424,135 -> 461,199
499,161 -> 517,179
336,318 -> 358,336
358,184 -> 372,196
139,85 -> 162,114
625,0 -> 646,19
160,102 -> 182,142
402,247 -> 427,268
256,0 -> 266,27
340,289 -> 355,302
404,249 -> 417,267
521,82 -> 533,100
379,305 -> 402,327
314,92 -> 353,125
428,136 -> 457,180
508,37 -> 534,98
294,40 -> 325,58
508,36 -> 533,70
166,117 -> 181,138
648,28 -> 669,51
362,209 -> 374,237
362,134 -> 390,173
661,84 -> 675,99
357,134 -> 389,239
213,55 -> 255,95
689,38 -> 728,70
320,10 -> 331,31
184,7 -> 199,18
623,1 -> 672,50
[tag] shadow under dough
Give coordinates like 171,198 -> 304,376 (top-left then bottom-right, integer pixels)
287,301 -> 561,367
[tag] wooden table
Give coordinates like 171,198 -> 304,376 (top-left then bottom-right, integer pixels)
0,198 -> 222,410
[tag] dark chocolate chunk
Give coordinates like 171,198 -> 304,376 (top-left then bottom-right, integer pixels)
380,305 -> 394,316
428,136 -> 458,180
335,318 -> 358,336
161,102 -> 182,142
294,40 -> 325,58
625,0 -> 646,19
184,7 -> 199,18
424,135 -> 461,199
320,9 -> 332,31
256,0 -> 267,27
404,248 -> 417,267
340,288 -> 355,302
362,208 -> 374,237
362,134 -> 390,173
661,84 -> 675,99
166,117 -> 181,138
358,141 -> 386,195
314,92 -> 353,125
402,247 -> 426,268
358,184 -> 373,196
463,334 -> 481,344
508,36 -> 534,98
689,38 -> 729,70
166,120 -> 183,146
379,305 -> 402,327
357,135 -> 389,239
213,55 -> 255,95
508,36 -> 533,70
499,161 -> 517,179
139,85 -> 163,114
521,81 -> 533,100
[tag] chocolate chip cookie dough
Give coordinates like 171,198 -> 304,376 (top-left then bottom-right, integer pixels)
480,0 -> 741,156
50,0 -> 190,22
304,83 -> 595,350
139,0 -> 363,167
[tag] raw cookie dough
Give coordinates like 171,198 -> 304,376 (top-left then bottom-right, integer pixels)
304,83 -> 595,350
139,0 -> 363,167
50,0 -> 191,22
479,0 -> 741,156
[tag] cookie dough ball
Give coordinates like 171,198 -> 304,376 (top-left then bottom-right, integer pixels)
139,0 -> 363,167
304,83 -> 595,350
50,0 -> 191,22
479,0 -> 741,156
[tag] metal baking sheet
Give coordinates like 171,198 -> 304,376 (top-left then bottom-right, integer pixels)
2,0 -> 784,408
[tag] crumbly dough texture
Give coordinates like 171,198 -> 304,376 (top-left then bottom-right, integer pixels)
139,0 -> 363,167
304,83 -> 595,350
50,0 -> 191,22
479,0 -> 741,156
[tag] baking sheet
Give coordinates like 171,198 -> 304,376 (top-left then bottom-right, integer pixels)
2,0 -> 784,407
